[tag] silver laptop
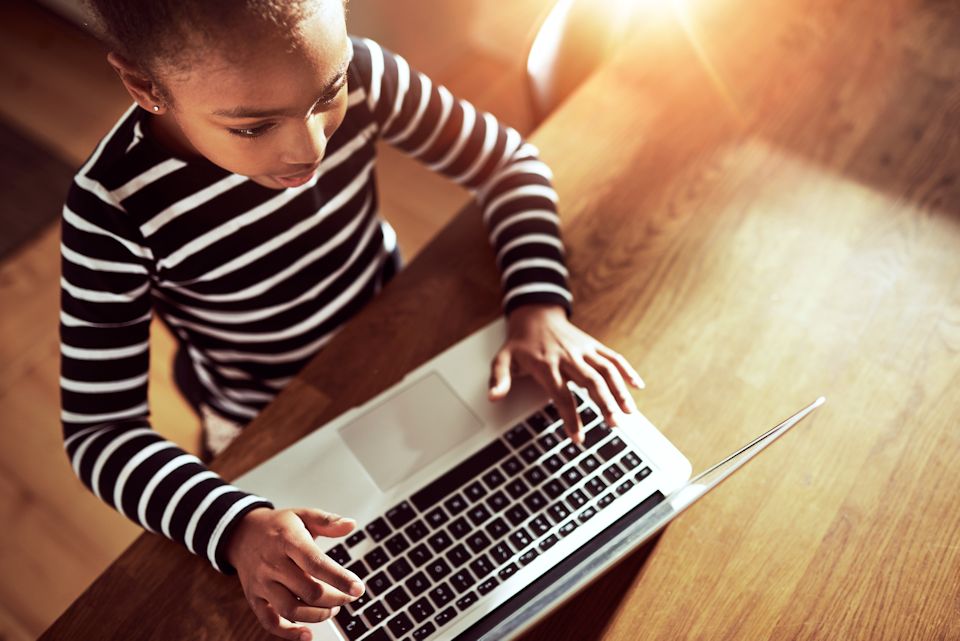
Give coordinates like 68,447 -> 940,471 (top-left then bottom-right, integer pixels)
233,319 -> 824,641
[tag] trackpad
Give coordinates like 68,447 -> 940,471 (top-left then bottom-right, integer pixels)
339,372 -> 484,492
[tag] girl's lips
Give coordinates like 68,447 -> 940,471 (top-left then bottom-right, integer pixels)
274,169 -> 317,188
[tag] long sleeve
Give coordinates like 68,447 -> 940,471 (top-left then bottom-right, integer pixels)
59,166 -> 273,574
350,38 -> 573,316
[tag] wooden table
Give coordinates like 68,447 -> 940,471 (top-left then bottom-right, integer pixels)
41,0 -> 960,638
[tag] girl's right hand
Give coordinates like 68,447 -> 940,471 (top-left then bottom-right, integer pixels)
225,506 -> 365,641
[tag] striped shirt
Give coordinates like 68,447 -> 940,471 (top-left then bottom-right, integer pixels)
60,37 -> 572,573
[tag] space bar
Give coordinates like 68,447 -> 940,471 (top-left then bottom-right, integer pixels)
411,440 -> 509,512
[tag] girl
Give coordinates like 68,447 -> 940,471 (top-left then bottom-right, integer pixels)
63,0 -> 644,638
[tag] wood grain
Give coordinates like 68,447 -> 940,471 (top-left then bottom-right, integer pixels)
35,0 -> 960,639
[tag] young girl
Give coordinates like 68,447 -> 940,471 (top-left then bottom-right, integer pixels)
63,0 -> 644,638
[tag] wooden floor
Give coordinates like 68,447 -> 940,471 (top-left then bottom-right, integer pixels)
0,1 -> 551,638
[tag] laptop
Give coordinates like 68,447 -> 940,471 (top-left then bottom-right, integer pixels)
233,319 -> 824,641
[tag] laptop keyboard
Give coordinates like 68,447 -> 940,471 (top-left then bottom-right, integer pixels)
325,393 -> 654,641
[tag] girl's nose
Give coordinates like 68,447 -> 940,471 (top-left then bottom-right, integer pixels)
280,116 -> 327,167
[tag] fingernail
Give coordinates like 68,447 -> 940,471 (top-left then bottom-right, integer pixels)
349,580 -> 365,597
300,631 -> 311,641
331,606 -> 341,616
634,375 -> 646,389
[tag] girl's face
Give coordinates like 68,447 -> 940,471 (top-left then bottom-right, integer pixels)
154,1 -> 352,190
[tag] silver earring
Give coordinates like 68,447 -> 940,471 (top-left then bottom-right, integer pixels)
152,105 -> 160,112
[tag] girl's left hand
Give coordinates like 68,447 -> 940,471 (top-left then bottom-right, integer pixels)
488,304 -> 645,443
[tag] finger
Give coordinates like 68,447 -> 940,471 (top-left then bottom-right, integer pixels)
561,358 -> 622,428
584,351 -> 637,415
295,508 -> 356,540
596,344 -> 645,389
281,558 -> 356,608
264,580 -> 341,624
488,348 -> 512,400
250,597 -> 313,641
284,526 -> 365,597
531,363 -> 581,443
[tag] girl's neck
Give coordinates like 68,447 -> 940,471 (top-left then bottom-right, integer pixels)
147,111 -> 202,161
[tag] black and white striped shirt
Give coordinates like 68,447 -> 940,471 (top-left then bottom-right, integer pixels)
60,37 -> 572,573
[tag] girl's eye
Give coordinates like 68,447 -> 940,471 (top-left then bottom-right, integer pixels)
314,83 -> 347,112
227,123 -> 276,139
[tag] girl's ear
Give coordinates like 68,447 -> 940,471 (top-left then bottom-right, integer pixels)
106,52 -> 168,114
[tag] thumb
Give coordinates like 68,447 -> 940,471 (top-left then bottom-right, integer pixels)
488,349 -> 513,401
296,508 -> 356,539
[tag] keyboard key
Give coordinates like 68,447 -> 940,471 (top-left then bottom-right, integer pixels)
598,437 -> 626,461
385,533 -> 410,556
411,440 -> 509,511
504,423 -> 533,448
426,558 -> 452,582
425,507 -> 449,529
603,462 -> 625,483
498,562 -> 518,580
405,519 -> 429,542
523,490 -> 548,512
429,583 -> 456,608
579,406 -> 598,425
539,534 -> 559,551
446,543 -> 471,568
387,612 -> 414,637
597,492 -> 616,509
485,516 -> 509,540
505,504 -> 529,526
345,531 -> 367,548
583,423 -> 610,448
365,518 -> 392,542
579,454 -> 600,474
566,489 -> 588,509
543,479 -> 565,499
367,571 -> 392,595
346,590 -> 370,613
406,571 -> 431,596
385,585 -> 411,611
326,544 -> 350,566
509,527 -> 532,551
449,516 -> 472,539
335,611 -> 368,640
544,403 -> 561,422
450,568 -> 476,593
528,515 -> 551,536
519,549 -> 538,565
523,465 -> 547,487
477,576 -> 499,595
466,530 -> 491,554
482,468 -> 506,489
547,502 -> 571,523
362,602 -> 390,628
385,501 -> 417,529
616,479 -> 635,495
469,553 -> 494,579
542,454 -> 564,474
413,621 -> 437,640
428,531 -> 453,553
537,432 -> 560,451
363,601 -> 389,625
526,412 -> 550,432
505,478 -> 529,500
620,451 -> 642,470
585,476 -> 606,497
562,467 -> 584,487
456,591 -> 479,611
560,442 -> 581,462
467,504 -> 491,527
434,606 -> 456,627
558,520 -> 578,537
578,506 -> 598,523
365,547 -> 389,571
490,542 -> 512,564
363,629 -> 390,641
486,490 -> 510,513
387,557 -> 413,581
636,466 -> 652,481
502,456 -> 524,477
464,480 -> 488,503
409,597 -> 435,623
346,560 -> 368,580
519,443 -> 541,464
443,494 -> 469,516
409,543 -> 433,567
